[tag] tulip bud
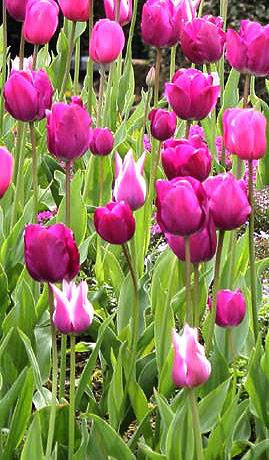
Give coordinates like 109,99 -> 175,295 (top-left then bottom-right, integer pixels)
141,0 -> 181,48
89,19 -> 125,64
24,0 -> 59,45
146,66 -> 155,87
165,68 -> 220,121
148,109 -> 177,141
24,223 -> 80,283
155,176 -> 208,236
46,97 -> 92,161
223,108 -> 267,161
50,280 -> 94,334
0,147 -> 14,198
104,0 -> 132,26
58,0 -> 89,21
114,150 -> 146,210
89,128 -> 114,156
209,289 -> 246,328
204,172 -> 251,231
94,201 -> 135,244
4,69 -> 53,122
172,325 -> 211,388
4,0 -> 28,21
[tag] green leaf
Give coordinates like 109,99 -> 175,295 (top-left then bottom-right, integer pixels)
103,247 -> 125,297
138,443 -> 166,460
83,155 -> 113,207
166,399 -> 194,460
20,413 -> 44,460
0,367 -> 27,429
128,380 -> 153,445
154,389 -> 174,452
199,379 -> 231,433
257,99 -> 269,188
241,440 -> 269,459
107,344 -> 125,429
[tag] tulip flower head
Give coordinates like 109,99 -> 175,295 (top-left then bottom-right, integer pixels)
172,0 -> 201,35
209,289 -> 246,328
0,147 -> 14,198
104,0 -> 132,26
58,0 -> 89,21
89,128 -> 114,156
94,201 -> 135,244
114,150 -> 146,211
5,0 -> 28,21
24,0 -> 59,45
172,325 -> 211,388
148,109 -> 177,141
90,19 -> 125,64
50,280 -> 94,334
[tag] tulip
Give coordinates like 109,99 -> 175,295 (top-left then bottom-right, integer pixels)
148,109 -> 177,141
24,0 -> 59,45
161,135 -> 212,181
46,97 -> 92,161
11,56 -> 33,72
4,69 -> 53,122
226,20 -> 269,77
0,147 -> 14,198
50,280 -> 94,334
223,108 -> 267,160
58,0 -> 89,21
209,289 -> 246,328
141,0 -> 182,48
104,0 -> 132,26
24,223 -> 80,283
173,0 -> 201,34
94,201 -> 135,244
89,19 -> 125,64
167,215 -> 216,263
114,150 -> 146,211
165,68 -> 220,120
4,0 -> 28,21
172,325 -> 211,387
155,176 -> 208,236
204,172 -> 251,231
89,128 -> 114,156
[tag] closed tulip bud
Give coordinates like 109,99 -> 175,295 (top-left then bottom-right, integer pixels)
11,56 -> 33,71
89,128 -> 114,156
5,0 -> 28,21
165,68 -> 220,121
94,201 -> 135,244
46,97 -> 92,161
0,147 -> 14,198
104,0 -> 132,26
90,19 -> 125,64
24,223 -> 80,283
172,325 -> 211,388
209,289 -> 246,328
156,176 -> 208,236
24,0 -> 59,45
4,69 -> 53,122
114,150 -> 146,210
226,20 -> 269,77
204,172 -> 251,231
148,109 -> 177,141
223,108 -> 267,160
58,0 -> 89,21
146,66 -> 155,87
50,280 -> 94,334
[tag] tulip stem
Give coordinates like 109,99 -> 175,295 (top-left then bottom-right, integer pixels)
198,0 -> 205,17
19,26 -> 25,70
229,328 -> 237,397
193,263 -> 200,327
154,48 -> 161,108
206,229 -> 225,356
68,334 -> 76,460
74,37 -> 80,95
139,88 -> 151,155
87,0 -> 94,114
0,1 -> 7,137
185,120 -> 192,139
32,44 -> 39,71
99,158 -> 104,206
228,229 -> 237,288
59,20 -> 76,101
220,0 -> 228,31
188,388 -> 204,460
103,63 -> 114,127
184,236 -> 193,326
29,122 -> 39,222
116,0 -> 121,22
46,285 -> 58,460
11,124 -> 26,227
96,65 -> 105,127
66,160 -> 71,227
59,334 -> 67,401
170,45 -> 177,81
126,0 -> 138,58
243,73 -> 250,108
248,159 -> 258,342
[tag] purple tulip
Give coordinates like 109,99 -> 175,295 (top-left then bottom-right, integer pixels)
4,69 -> 53,122
165,68 -> 220,120
46,97 -> 92,161
223,108 -> 267,160
0,147 -> 14,198
148,109 -> 177,141
114,150 -> 146,210
50,280 -> 94,334
155,176 -> 208,236
204,172 -> 251,231
104,0 -> 132,26
226,20 -> 269,77
90,19 -> 125,64
94,201 -> 135,244
24,0 -> 59,45
89,127 -> 114,156
172,325 -> 211,388
4,0 -> 28,21
24,223 -> 80,283
209,289 -> 246,328
58,0 -> 89,21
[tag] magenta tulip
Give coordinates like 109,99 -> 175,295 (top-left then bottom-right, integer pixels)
204,172 -> 251,231
148,109 -> 177,141
226,20 -> 269,77
24,223 -> 80,283
4,0 -> 28,21
223,108 -> 267,160
89,19 -> 125,64
104,0 -> 132,26
209,289 -> 246,328
4,69 -> 53,122
165,68 -> 220,120
50,280 -> 94,334
181,15 -> 226,65
0,147 -> 14,198
172,325 -> 211,388
24,0 -> 59,45
176,0 -> 201,35
58,0 -> 89,21
155,176 -> 208,236
114,150 -> 146,210
94,201 -> 135,244
46,97 -> 92,161
89,128 -> 114,156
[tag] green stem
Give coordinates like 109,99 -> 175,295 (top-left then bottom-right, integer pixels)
68,334 -> 76,460
198,0 -> 205,17
188,389 -> 204,460
0,1 -> 7,137
96,65 -> 105,127
87,0 -> 94,114
11,124 -> 26,227
66,160 -> 71,227
59,21 -> 76,100
228,229 -> 237,288
103,63 -> 114,127
126,0 -> 138,58
98,157 -> 104,206
248,160 -> 258,342
29,122 -> 39,222
185,120 -> 192,139
82,155 -> 93,202
170,45 -> 177,81
59,334 -> 67,401
193,263 -> 200,327
206,230 -> 225,356
139,88 -> 151,155
74,37 -> 80,95
19,25 -> 25,70
116,0 -> 121,22
220,0 -> 228,31
154,48 -> 161,108
184,236 -> 192,325
243,73 -> 250,108
32,44 -> 39,71
229,328 -> 237,397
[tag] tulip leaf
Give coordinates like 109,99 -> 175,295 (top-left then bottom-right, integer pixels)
20,413 -> 44,460
0,367 -> 27,429
107,344 -> 125,429
138,444 -> 166,460
217,67 -> 240,136
166,397 -> 194,460
48,28 -> 71,92
154,389 -> 174,452
103,247 -> 125,297
118,56 -> 135,118
83,155 -> 113,207
128,380 -> 153,443
241,440 -> 269,459
198,378 -> 231,433
257,99 -> 269,187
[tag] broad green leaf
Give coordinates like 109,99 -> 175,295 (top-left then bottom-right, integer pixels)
138,443 -> 166,460
20,413 -> 44,460
241,440 -> 269,459
166,398 -> 194,460
128,380 -> 153,445
0,367 -> 27,429
103,247 -> 125,297
199,379 -> 231,433
154,389 -> 174,452
83,154 -> 113,207
107,345 -> 125,429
